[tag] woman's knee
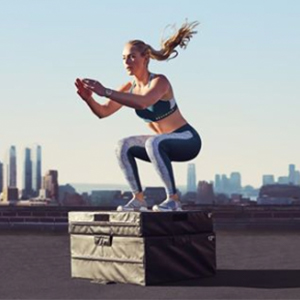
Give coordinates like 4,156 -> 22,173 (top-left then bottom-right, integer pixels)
145,136 -> 159,156
115,137 -> 130,158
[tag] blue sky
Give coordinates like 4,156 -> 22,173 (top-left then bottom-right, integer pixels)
1,0 -> 299,189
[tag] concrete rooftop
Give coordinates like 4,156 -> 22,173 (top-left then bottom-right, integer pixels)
0,227 -> 300,299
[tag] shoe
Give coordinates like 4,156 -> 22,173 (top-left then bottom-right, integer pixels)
117,198 -> 148,212
152,199 -> 182,212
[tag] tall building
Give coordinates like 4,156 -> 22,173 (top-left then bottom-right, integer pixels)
32,145 -> 42,196
22,148 -> 32,198
197,181 -> 215,204
262,175 -> 275,186
288,164 -> 296,185
230,172 -> 242,193
221,174 -> 230,194
214,174 -> 221,193
187,163 -> 196,192
42,170 -> 59,201
295,171 -> 300,186
0,161 -> 3,193
7,146 -> 17,188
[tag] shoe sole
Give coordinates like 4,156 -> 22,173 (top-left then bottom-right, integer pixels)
116,206 -> 148,212
152,206 -> 182,212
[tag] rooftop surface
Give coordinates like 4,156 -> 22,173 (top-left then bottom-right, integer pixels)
1,227 -> 300,300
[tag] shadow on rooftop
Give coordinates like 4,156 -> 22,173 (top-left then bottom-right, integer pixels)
162,269 -> 300,288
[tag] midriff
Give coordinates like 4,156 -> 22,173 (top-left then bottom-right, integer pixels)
148,109 -> 188,134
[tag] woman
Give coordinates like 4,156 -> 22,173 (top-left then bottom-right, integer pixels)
75,21 -> 202,212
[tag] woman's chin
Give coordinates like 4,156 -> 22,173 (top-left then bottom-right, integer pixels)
126,69 -> 134,76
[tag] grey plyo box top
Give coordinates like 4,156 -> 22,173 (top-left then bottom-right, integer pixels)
68,211 -> 213,237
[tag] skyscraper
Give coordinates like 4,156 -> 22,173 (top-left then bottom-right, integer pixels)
295,171 -> 300,186
0,161 -> 3,193
214,174 -> 221,193
42,170 -> 59,201
187,163 -> 196,192
221,174 -> 230,194
289,164 -> 296,185
32,145 -> 42,196
22,148 -> 32,198
230,172 -> 242,193
8,146 -> 17,188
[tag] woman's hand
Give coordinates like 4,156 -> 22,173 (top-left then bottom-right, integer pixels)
82,78 -> 106,97
75,78 -> 93,102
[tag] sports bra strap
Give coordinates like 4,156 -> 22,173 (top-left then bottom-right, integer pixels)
148,73 -> 155,87
129,73 -> 154,93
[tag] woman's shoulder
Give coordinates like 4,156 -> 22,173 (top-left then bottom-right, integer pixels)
150,73 -> 171,86
151,73 -> 168,80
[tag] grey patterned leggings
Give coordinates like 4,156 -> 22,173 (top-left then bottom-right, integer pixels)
115,124 -> 201,197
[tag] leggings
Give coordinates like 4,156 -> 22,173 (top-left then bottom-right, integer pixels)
115,123 -> 202,197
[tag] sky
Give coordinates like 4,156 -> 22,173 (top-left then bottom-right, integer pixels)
1,0 -> 299,190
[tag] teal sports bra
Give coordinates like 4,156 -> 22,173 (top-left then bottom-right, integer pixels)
130,73 -> 178,123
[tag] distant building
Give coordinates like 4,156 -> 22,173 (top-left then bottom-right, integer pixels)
0,161 -> 3,193
214,174 -> 221,193
2,187 -> 19,202
262,175 -> 275,186
288,164 -> 296,185
197,181 -> 215,204
258,184 -> 300,205
5,146 -> 17,188
144,187 -> 166,206
187,163 -> 196,192
230,172 -> 242,194
59,184 -> 77,203
241,185 -> 259,199
90,190 -> 122,206
221,174 -> 230,195
59,184 -> 87,206
42,170 -> 59,201
182,191 -> 197,204
32,145 -> 42,196
22,148 -> 32,199
295,171 -> 300,185
278,176 -> 289,185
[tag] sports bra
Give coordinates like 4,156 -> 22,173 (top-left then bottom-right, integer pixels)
130,73 -> 178,123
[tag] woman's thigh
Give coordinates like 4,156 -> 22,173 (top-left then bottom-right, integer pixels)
154,131 -> 202,162
117,135 -> 152,162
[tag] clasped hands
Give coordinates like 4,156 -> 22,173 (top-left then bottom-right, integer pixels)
75,78 -> 106,101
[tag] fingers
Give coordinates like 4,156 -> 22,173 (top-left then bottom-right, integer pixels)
75,78 -> 91,92
75,79 -> 82,90
82,78 -> 94,85
82,78 -> 99,90
75,78 -> 95,96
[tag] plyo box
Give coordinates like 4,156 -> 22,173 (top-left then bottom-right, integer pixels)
69,211 -> 216,286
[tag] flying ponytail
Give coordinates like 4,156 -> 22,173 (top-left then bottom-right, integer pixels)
129,20 -> 199,62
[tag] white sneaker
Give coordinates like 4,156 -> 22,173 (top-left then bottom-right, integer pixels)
152,199 -> 182,212
117,198 -> 148,212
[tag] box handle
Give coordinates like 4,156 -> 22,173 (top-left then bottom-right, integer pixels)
94,235 -> 112,247
94,214 -> 110,222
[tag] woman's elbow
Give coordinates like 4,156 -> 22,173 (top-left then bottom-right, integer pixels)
137,100 -> 153,110
136,103 -> 147,110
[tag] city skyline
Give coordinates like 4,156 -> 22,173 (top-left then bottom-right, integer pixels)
0,144 -> 299,192
1,1 -> 299,188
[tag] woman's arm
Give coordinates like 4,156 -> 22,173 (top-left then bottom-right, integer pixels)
75,79 -> 131,118
82,75 -> 169,110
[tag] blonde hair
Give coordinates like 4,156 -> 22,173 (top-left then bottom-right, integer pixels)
129,20 -> 199,61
